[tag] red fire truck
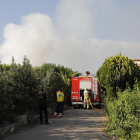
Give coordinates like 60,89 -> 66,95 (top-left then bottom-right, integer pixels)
71,72 -> 101,108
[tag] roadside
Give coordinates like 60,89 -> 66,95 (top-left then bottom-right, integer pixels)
0,105 -> 70,139
1,108 -> 115,140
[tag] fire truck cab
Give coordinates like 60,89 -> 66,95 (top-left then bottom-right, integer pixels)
71,73 -> 100,108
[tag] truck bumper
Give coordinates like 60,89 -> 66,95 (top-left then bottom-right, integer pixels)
72,102 -> 99,105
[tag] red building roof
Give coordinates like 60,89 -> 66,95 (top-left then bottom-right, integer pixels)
133,59 -> 140,61
133,59 -> 140,68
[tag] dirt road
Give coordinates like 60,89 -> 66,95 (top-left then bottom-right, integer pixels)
2,109 -> 113,140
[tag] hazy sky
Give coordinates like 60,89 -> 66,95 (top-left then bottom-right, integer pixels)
0,0 -> 140,74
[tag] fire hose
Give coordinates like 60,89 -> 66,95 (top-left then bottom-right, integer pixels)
89,98 -> 102,110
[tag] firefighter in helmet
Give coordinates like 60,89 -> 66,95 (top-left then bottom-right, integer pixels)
83,88 -> 89,109
54,88 -> 64,117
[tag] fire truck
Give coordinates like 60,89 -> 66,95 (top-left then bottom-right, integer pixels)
71,72 -> 101,108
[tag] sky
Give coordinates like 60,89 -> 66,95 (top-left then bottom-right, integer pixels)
0,0 -> 140,75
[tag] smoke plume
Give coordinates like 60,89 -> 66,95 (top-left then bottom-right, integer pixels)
0,0 -> 140,74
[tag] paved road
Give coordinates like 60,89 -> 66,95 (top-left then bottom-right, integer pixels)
2,109 -> 112,140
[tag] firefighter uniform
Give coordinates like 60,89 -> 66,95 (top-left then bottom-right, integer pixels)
54,90 -> 64,117
83,88 -> 89,109
38,92 -> 49,124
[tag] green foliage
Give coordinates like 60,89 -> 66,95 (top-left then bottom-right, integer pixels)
0,56 -> 80,123
12,56 -> 42,114
41,63 -> 58,76
41,63 -> 81,79
104,88 -> 140,139
0,63 -> 11,72
0,67 -> 14,122
0,56 -> 42,122
40,63 -> 81,107
43,69 -> 65,102
96,53 -> 140,97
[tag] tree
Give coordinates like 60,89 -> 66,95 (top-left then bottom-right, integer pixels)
4,56 -> 43,115
60,69 -> 81,105
96,53 -> 140,97
0,55 -> 81,123
42,69 -> 65,104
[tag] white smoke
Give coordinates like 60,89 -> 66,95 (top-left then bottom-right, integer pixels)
0,13 -> 55,66
56,0 -> 94,40
0,0 -> 140,74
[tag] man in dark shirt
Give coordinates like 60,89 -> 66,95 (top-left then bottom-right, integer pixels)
38,89 -> 50,124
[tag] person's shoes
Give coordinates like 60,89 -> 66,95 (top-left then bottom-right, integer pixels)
45,122 -> 50,124
59,113 -> 62,117
54,112 -> 57,117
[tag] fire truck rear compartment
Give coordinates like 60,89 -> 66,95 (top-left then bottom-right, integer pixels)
79,81 -> 91,101
80,89 -> 91,101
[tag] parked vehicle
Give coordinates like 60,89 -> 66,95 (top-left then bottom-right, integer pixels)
71,72 -> 101,108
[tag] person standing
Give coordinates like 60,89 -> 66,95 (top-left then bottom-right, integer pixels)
38,89 -> 50,124
54,88 -> 64,117
100,89 -> 103,103
83,88 -> 90,109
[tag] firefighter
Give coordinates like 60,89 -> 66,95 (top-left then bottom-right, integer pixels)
54,88 -> 64,117
83,88 -> 90,109
38,89 -> 50,124
100,89 -> 103,103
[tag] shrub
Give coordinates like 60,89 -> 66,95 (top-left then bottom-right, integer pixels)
104,88 -> 140,139
0,56 -> 42,122
96,53 -> 140,98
